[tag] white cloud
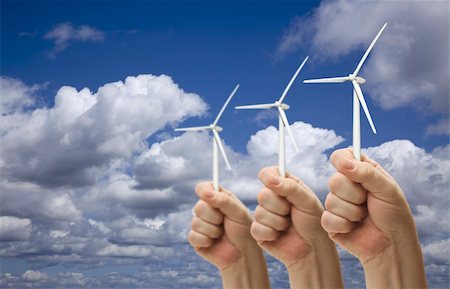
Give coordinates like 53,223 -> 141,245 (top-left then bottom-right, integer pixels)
22,270 -> 48,282
364,140 -> 450,241
0,75 -> 207,188
0,216 -> 32,241
0,74 -> 448,288
44,22 -> 105,57
0,77 -> 38,115
277,0 -> 449,118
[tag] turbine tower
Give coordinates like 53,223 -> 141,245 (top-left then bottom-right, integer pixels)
304,23 -> 387,160
235,57 -> 308,177
175,84 -> 239,192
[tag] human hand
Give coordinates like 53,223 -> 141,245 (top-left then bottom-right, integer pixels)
188,182 -> 270,289
321,148 -> 427,288
250,167 -> 343,289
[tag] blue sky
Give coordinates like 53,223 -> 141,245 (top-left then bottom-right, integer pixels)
1,0 -> 449,288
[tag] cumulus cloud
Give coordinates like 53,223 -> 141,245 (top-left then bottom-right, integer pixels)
22,270 -> 48,282
44,22 -> 105,57
0,75 -> 207,188
0,77 -> 39,115
0,216 -> 32,242
277,0 -> 449,120
0,74 -> 448,288
364,141 -> 450,242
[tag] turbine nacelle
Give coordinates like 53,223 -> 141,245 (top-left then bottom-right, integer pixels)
274,101 -> 290,110
348,74 -> 366,84
209,124 -> 223,132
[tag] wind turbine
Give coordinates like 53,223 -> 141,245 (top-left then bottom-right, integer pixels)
235,57 -> 309,177
174,84 -> 239,192
303,23 -> 387,161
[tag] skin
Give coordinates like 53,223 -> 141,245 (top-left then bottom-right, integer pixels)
251,167 -> 344,289
188,182 -> 270,289
322,148 -> 428,289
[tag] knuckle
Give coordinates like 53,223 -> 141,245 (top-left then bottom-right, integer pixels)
187,230 -> 196,245
193,201 -> 206,216
250,222 -> 261,240
324,193 -> 335,210
320,212 -> 331,231
257,188 -> 270,205
253,206 -> 264,222
328,173 -> 343,192
191,218 -> 199,230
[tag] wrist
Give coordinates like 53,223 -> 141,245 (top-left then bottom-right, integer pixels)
362,241 -> 427,289
220,246 -> 270,289
287,239 -> 343,289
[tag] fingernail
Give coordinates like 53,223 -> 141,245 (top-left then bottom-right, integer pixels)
204,191 -> 214,199
343,158 -> 356,170
270,175 -> 281,186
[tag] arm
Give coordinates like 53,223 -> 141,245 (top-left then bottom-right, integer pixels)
251,167 -> 344,289
321,148 -> 427,289
188,182 -> 270,289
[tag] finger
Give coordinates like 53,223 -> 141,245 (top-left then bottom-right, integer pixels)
191,217 -> 223,239
258,167 -> 323,216
250,221 -> 280,242
257,187 -> 290,216
254,205 -> 290,231
321,211 -> 355,234
193,200 -> 224,225
258,166 -> 301,184
187,230 -> 214,248
330,149 -> 401,203
329,172 -> 367,205
325,193 -> 367,222
195,182 -> 251,225
202,191 -> 251,225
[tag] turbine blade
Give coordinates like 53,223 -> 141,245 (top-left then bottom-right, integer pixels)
352,81 -> 377,134
235,103 -> 275,109
278,56 -> 309,103
303,76 -> 350,83
175,126 -> 210,132
213,84 -> 240,126
353,22 -> 388,76
278,107 -> 299,153
212,130 -> 232,170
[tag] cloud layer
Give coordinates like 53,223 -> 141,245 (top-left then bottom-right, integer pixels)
0,75 -> 448,288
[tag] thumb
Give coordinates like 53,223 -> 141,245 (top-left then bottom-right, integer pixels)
259,167 -> 323,217
195,182 -> 251,226
331,149 -> 402,204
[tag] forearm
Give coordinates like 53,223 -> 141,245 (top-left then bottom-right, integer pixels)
220,246 -> 270,289
287,241 -> 344,289
363,238 -> 427,289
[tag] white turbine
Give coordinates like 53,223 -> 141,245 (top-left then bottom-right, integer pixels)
235,56 -> 309,177
303,23 -> 387,160
175,84 -> 239,192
